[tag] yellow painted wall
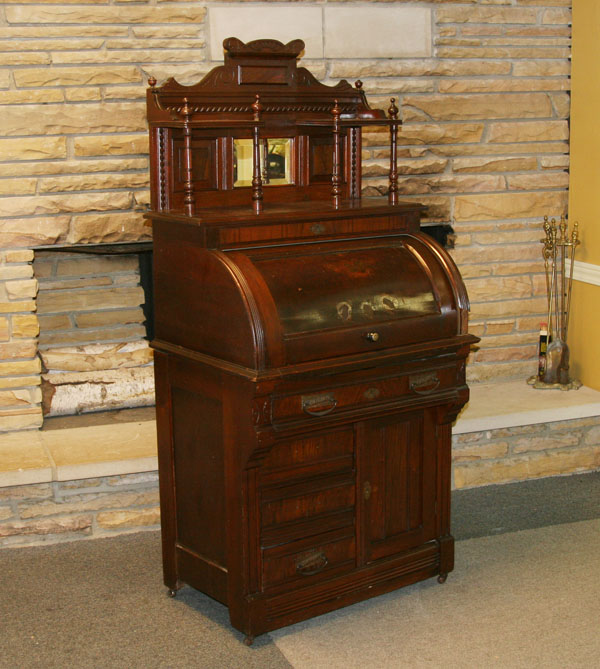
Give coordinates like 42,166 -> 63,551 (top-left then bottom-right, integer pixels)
568,0 -> 600,389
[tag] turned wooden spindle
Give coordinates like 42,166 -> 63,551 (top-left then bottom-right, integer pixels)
388,97 -> 399,205
251,94 -> 264,213
331,99 -> 342,207
181,97 -> 195,216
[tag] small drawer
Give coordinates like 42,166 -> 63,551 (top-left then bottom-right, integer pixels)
217,216 -> 401,247
261,473 -> 355,529
262,529 -> 355,590
272,365 -> 456,423
261,429 -> 354,485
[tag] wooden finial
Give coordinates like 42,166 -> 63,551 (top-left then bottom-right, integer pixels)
332,99 -> 341,120
388,97 -> 399,120
252,93 -> 263,122
355,80 -> 363,90
148,76 -> 157,88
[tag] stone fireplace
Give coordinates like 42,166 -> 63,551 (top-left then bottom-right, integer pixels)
0,239 -> 154,432
0,1 -> 575,437
34,246 -> 154,417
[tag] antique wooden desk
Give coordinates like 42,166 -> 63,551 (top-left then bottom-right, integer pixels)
145,38 -> 477,643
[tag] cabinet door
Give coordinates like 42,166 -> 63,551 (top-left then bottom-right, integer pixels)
359,409 -> 438,564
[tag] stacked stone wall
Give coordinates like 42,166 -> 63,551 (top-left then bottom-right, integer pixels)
0,472 -> 160,549
2,411 -> 598,548
0,249 -> 42,431
0,0 -> 572,432
453,416 -> 600,488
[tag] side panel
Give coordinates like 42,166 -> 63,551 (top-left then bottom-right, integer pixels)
166,356 -> 229,604
153,351 -> 178,590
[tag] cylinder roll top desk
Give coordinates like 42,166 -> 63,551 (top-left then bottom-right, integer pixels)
145,38 -> 477,644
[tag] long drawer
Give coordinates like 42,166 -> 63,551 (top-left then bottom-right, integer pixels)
216,215 -> 406,246
272,364 -> 456,424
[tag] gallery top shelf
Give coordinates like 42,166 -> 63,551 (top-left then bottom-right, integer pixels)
146,38 -> 403,215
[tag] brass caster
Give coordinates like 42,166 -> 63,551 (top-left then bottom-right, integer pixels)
437,573 -> 448,584
167,588 -> 177,598
244,635 -> 254,646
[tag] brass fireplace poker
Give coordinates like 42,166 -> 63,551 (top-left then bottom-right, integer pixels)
529,215 -> 581,390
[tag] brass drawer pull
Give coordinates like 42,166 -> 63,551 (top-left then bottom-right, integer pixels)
302,392 -> 337,416
365,332 -> 380,342
410,372 -> 440,395
295,550 -> 329,576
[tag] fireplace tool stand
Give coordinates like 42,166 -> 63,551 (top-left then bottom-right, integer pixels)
529,215 -> 581,390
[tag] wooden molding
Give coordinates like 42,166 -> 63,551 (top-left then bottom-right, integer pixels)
566,259 -> 600,287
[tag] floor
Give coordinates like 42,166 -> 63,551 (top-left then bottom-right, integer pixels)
0,471 -> 598,668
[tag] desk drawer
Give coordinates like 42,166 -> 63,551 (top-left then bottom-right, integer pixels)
261,472 -> 355,529
262,527 -> 355,590
217,215 -> 402,247
272,365 -> 456,423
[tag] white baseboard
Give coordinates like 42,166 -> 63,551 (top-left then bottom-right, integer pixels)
565,259 -> 600,287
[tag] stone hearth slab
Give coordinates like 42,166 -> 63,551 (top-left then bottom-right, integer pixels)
455,381 -> 600,434
1,382 -> 600,488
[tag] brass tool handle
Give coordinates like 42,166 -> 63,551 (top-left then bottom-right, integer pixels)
295,551 -> 329,576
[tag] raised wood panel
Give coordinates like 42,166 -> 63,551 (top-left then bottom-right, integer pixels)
309,135 -> 347,184
171,386 -> 226,567
361,410 -> 437,563
172,135 -> 218,191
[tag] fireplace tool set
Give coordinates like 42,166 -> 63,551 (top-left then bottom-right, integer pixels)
529,215 -> 581,390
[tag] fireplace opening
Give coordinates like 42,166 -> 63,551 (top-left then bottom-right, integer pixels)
33,243 -> 155,417
421,223 -> 455,249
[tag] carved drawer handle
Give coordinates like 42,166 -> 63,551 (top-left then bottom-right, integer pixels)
295,550 -> 329,576
302,393 -> 337,416
410,372 -> 440,395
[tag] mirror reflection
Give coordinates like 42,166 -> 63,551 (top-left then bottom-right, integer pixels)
234,138 -> 292,187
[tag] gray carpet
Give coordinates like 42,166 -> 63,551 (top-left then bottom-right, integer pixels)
271,519 -> 600,668
452,470 -> 600,539
1,472 -> 598,668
